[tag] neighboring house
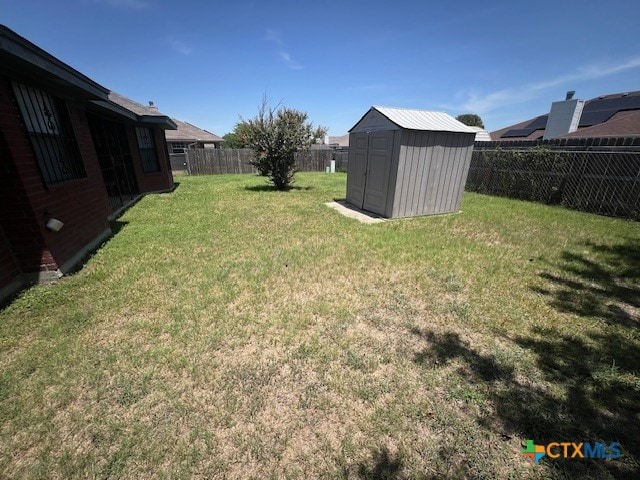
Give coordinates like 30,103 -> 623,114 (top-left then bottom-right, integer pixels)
310,134 -> 349,150
467,126 -> 491,142
491,90 -> 640,141
328,134 -> 349,148
0,25 -> 176,302
165,118 -> 222,153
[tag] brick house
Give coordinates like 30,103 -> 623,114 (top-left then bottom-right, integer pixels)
0,25 -> 177,302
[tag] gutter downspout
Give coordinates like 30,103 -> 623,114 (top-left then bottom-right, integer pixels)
185,141 -> 198,175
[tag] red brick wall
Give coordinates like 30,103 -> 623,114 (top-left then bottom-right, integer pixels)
0,227 -> 21,290
0,77 -> 49,279
0,76 -> 111,275
128,126 -> 174,193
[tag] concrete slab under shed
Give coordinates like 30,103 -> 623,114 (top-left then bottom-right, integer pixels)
324,201 -> 386,224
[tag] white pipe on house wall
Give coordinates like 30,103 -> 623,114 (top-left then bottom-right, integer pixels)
46,218 -> 64,232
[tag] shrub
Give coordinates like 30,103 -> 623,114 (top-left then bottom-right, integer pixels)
244,98 -> 326,189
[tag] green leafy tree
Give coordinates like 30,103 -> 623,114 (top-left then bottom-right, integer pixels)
222,122 -> 252,149
244,98 -> 326,189
456,114 -> 485,128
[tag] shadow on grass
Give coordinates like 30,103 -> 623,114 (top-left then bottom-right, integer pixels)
532,238 -> 640,329
412,327 -> 640,478
244,184 -> 315,192
110,219 -> 129,235
0,219 -> 131,312
355,447 -> 403,480
410,238 -> 640,477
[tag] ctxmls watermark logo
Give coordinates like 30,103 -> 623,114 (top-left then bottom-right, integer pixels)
522,439 -> 621,464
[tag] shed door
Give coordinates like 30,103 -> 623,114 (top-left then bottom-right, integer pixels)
362,131 -> 394,215
347,133 -> 369,208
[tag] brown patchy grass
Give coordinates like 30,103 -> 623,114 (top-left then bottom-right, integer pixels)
1,172 -> 638,479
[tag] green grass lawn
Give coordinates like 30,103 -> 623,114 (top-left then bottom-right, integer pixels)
1,172 -> 639,479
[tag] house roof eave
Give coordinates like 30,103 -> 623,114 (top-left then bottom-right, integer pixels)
0,25 -> 109,100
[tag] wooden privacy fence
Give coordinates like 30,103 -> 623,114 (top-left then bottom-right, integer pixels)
333,149 -> 349,171
183,148 -> 334,175
169,153 -> 187,172
466,145 -> 640,220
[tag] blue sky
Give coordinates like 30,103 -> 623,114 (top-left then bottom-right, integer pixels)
2,0 -> 640,136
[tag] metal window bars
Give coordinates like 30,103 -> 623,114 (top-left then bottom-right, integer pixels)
135,126 -> 160,173
11,81 -> 86,185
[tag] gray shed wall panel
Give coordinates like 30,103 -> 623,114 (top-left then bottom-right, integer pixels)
435,133 -> 474,214
437,133 -> 457,213
392,131 -> 474,218
384,130 -> 402,218
448,136 -> 470,211
452,137 -> 474,211
444,136 -> 461,212
402,130 -> 429,216
424,133 -> 444,214
414,132 -> 432,217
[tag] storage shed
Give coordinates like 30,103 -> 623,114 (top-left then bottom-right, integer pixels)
346,106 -> 476,218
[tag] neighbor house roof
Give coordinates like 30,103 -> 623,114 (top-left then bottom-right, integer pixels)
165,118 -> 222,143
491,116 -> 547,141
328,134 -> 349,147
491,90 -> 640,140
363,106 -> 477,133
562,109 -> 640,138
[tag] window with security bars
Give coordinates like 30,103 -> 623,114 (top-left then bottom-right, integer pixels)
135,127 -> 160,173
12,82 -> 86,185
170,141 -> 188,153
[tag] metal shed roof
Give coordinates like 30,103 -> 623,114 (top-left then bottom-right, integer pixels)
368,106 -> 476,133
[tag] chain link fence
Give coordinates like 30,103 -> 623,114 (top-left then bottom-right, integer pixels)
467,145 -> 640,220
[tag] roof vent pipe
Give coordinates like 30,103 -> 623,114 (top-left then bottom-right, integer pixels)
565,91 -> 575,100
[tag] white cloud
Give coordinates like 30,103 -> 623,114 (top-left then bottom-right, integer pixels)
168,38 -> 193,56
265,29 -> 303,70
460,56 -> 640,114
265,29 -> 284,47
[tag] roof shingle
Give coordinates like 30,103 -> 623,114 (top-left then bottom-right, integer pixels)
107,92 -> 168,117
165,119 -> 222,143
